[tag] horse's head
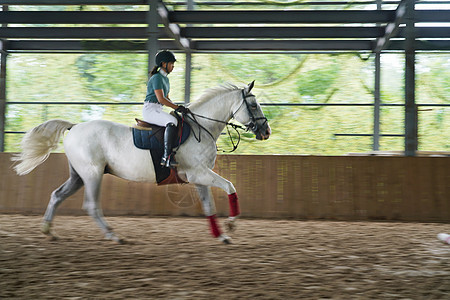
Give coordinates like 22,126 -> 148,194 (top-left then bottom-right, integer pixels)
233,81 -> 271,141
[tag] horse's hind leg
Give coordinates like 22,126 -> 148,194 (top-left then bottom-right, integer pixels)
82,173 -> 123,243
42,164 -> 84,237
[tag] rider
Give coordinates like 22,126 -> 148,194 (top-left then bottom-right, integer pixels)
143,50 -> 188,168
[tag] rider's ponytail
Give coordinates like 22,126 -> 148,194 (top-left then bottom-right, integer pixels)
150,65 -> 159,76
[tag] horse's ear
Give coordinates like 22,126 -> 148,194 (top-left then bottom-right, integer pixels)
247,80 -> 255,93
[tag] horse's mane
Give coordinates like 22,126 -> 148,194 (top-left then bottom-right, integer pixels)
190,83 -> 240,107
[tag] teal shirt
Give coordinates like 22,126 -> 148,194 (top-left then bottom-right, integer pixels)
144,72 -> 170,104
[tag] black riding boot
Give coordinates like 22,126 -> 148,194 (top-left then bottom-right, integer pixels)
161,123 -> 178,168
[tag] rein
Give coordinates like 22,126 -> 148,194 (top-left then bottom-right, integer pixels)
182,88 -> 265,153
184,109 -> 245,153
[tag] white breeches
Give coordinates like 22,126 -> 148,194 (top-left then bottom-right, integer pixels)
142,102 -> 178,127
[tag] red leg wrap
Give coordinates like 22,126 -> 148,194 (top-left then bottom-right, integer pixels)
228,193 -> 240,217
207,215 -> 221,238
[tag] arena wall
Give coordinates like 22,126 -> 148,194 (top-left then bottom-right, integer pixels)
0,153 -> 449,222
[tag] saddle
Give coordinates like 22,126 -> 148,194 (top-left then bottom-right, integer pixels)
132,113 -> 190,185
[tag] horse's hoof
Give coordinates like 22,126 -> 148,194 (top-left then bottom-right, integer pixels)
224,218 -> 237,232
105,232 -> 124,244
218,234 -> 232,244
41,221 -> 52,235
48,235 -> 59,241
437,233 -> 450,244
223,238 -> 232,245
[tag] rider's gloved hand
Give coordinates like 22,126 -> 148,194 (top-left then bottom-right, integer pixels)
175,105 -> 189,115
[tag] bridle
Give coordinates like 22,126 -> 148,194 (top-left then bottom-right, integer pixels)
181,88 -> 268,152
234,89 -> 268,133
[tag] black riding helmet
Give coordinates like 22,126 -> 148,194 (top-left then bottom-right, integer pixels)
155,50 -> 176,67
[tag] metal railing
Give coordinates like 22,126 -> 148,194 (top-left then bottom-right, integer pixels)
4,101 -> 448,138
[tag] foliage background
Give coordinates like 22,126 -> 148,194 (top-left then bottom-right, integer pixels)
4,3 -> 449,154
5,52 -> 449,154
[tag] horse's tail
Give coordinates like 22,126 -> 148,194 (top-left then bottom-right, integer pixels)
12,119 -> 75,176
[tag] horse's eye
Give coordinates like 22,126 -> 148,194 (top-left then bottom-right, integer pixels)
250,103 -> 257,110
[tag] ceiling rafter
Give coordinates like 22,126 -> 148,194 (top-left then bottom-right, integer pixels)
374,0 -> 406,52
0,0 -> 449,52
157,1 -> 190,50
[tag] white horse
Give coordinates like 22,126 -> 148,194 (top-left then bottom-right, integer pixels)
12,82 -> 271,244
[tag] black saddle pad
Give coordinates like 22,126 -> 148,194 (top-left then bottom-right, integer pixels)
132,126 -> 164,150
132,122 -> 191,150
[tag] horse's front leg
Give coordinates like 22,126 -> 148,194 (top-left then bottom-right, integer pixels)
195,184 -> 230,244
189,168 -> 241,243
225,192 -> 239,232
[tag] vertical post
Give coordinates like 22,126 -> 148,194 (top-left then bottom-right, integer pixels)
404,0 -> 417,156
373,0 -> 382,151
184,0 -> 195,104
147,0 -> 160,75
0,5 -> 8,152
373,53 -> 381,151
0,44 -> 6,152
184,52 -> 192,104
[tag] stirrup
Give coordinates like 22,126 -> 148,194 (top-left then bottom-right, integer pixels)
161,154 -> 178,168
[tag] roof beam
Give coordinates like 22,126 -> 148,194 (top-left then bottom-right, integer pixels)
1,26 -> 448,40
405,27 -> 450,39
6,39 -> 450,52
182,26 -> 450,39
374,0 -> 406,53
169,10 -> 396,24
170,9 -> 450,24
0,27 -> 161,38
1,10 -> 448,25
416,10 -> 450,22
7,40 -> 173,51
394,40 -> 450,51
193,40 -> 450,51
166,1 -> 405,6
181,27 -> 385,39
193,40 -> 374,51
0,11 -> 147,24
0,0 -> 146,4
157,1 -> 190,50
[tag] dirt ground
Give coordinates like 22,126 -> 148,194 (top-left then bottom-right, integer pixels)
0,215 -> 449,299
